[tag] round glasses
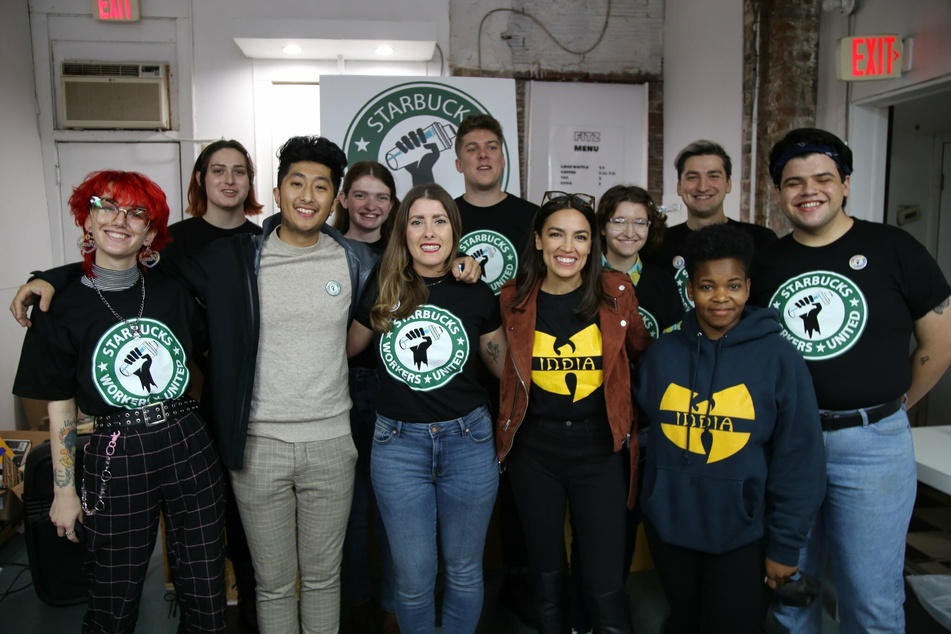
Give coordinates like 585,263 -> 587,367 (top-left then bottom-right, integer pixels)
89,196 -> 152,231
605,217 -> 651,232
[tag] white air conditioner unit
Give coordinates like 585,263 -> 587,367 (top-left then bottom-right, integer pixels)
60,62 -> 170,130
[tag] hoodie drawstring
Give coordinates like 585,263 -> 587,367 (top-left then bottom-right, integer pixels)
684,333 -> 724,464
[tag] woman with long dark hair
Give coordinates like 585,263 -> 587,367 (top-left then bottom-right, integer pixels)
496,191 -> 651,633
347,183 -> 506,634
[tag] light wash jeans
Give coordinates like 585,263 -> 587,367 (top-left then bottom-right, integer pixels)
371,405 -> 499,634
772,407 -> 915,634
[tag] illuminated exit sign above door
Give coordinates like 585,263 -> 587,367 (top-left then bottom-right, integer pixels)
837,35 -> 905,81
92,0 -> 141,22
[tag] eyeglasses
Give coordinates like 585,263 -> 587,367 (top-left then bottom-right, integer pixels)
541,190 -> 596,210
89,196 -> 151,230
605,217 -> 651,231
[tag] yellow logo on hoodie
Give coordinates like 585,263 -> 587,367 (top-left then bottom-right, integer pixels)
658,383 -> 755,463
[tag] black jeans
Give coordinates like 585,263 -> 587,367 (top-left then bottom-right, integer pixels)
506,417 -> 628,596
645,521 -> 768,634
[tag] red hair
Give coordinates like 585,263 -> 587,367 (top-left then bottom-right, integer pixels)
69,170 -> 172,275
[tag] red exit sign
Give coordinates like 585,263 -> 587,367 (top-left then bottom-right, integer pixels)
838,35 -> 904,81
92,0 -> 141,22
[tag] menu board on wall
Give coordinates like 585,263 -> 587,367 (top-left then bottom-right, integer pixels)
549,125 -> 625,195
526,81 -> 648,205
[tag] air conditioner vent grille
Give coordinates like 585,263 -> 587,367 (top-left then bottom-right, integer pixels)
62,62 -> 143,77
63,80 -> 165,125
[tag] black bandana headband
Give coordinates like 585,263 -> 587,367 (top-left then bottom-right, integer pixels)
770,142 -> 853,186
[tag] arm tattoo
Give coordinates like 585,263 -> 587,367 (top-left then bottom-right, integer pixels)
933,298 -> 950,315
919,354 -> 931,366
486,340 -> 501,364
55,418 -> 77,489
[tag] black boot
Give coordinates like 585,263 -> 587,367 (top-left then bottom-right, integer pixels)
586,589 -> 634,634
529,570 -> 571,634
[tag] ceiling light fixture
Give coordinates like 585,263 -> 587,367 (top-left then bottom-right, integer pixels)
821,0 -> 856,15
283,44 -> 302,55
375,45 -> 394,56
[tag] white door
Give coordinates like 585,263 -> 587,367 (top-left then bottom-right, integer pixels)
56,142 -> 182,263
253,82 -> 321,217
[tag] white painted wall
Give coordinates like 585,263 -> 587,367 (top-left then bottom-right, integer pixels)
662,0 -> 744,225
191,0 -> 450,199
816,0 -> 951,223
0,0 -> 53,430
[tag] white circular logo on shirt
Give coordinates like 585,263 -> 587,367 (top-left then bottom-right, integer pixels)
92,318 -> 190,408
459,229 -> 518,295
769,271 -> 868,361
379,304 -> 469,391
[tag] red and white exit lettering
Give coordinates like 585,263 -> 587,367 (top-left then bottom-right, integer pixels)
838,35 -> 904,81
92,0 -> 141,22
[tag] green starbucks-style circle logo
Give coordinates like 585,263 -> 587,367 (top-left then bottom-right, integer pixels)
379,305 -> 469,391
459,229 -> 518,295
769,271 -> 868,360
672,255 -> 694,311
639,307 -> 660,340
342,82 -> 511,195
92,318 -> 190,408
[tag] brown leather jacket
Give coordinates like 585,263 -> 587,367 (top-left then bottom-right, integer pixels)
496,271 -> 651,507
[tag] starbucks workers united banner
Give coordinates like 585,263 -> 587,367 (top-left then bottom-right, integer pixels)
319,76 -> 520,200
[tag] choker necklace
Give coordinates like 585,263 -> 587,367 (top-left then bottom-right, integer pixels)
425,274 -> 451,287
85,268 -> 146,338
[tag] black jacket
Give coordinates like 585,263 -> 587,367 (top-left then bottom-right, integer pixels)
37,214 -> 377,470
167,214 -> 376,469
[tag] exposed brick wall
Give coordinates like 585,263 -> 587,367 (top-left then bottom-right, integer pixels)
451,0 -> 664,202
746,0 -> 822,235
647,80 -> 664,204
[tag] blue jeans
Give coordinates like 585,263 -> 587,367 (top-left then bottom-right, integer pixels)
371,405 -> 499,634
341,368 -> 395,612
772,407 -> 916,634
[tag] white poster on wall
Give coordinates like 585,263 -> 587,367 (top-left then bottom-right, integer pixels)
320,76 -> 520,199
526,81 -> 648,206
549,125 -> 624,194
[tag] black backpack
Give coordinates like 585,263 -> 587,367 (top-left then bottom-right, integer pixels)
22,440 -> 88,606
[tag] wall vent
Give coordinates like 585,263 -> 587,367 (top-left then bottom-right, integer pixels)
60,62 -> 170,130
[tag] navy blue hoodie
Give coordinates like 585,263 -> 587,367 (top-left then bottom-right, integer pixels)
636,305 -> 825,566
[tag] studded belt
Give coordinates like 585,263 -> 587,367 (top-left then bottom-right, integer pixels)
94,397 -> 199,430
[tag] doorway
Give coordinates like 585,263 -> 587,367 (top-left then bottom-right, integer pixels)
884,88 -> 951,426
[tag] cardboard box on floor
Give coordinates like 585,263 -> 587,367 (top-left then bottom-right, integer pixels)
0,430 -> 53,501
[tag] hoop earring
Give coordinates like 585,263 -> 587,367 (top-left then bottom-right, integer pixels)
78,232 -> 96,256
138,245 -> 160,269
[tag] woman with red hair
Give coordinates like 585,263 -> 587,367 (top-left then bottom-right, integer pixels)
13,170 -> 227,633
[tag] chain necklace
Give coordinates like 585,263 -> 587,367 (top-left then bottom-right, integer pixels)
88,272 -> 146,338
